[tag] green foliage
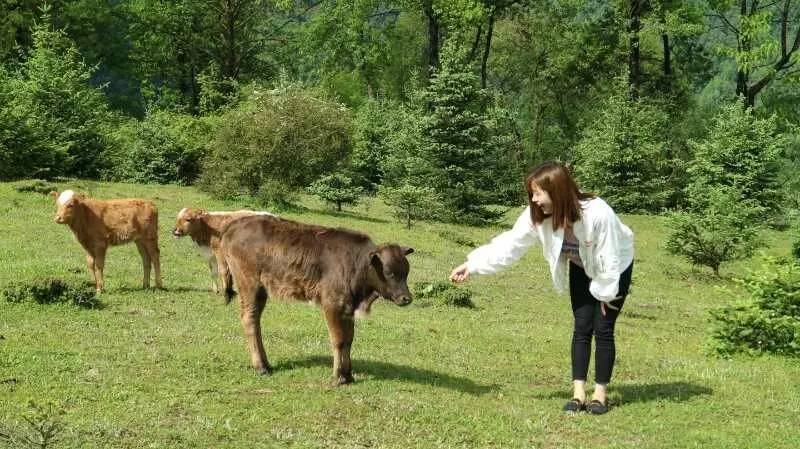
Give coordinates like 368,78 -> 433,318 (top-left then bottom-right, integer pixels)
686,103 -> 785,215
350,99 -> 408,192
710,258 -> 800,356
573,91 -> 679,213
106,110 -> 214,185
665,186 -> 763,276
308,173 -> 363,212
413,281 -> 475,309
379,183 -> 440,229
2,278 -> 100,309
199,85 -> 352,201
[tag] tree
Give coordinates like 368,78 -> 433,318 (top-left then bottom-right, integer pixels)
686,103 -> 785,215
415,41 -> 517,224
308,173 -> 364,211
573,89 -> 678,213
709,0 -> 800,108
379,183 -> 440,228
2,8 -> 114,179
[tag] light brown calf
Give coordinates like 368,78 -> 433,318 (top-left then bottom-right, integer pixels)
172,208 -> 275,293
51,190 -> 162,292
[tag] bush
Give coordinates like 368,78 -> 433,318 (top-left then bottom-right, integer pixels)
573,91 -> 678,213
199,84 -> 352,200
2,278 -> 100,309
665,186 -> 763,276
308,173 -> 363,211
413,281 -> 475,309
710,258 -> 800,356
106,111 -> 213,185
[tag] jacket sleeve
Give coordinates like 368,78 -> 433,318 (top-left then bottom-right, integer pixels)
465,207 -> 538,275
588,206 -> 626,302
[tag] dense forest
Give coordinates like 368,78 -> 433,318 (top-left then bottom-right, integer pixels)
1,0 -> 798,225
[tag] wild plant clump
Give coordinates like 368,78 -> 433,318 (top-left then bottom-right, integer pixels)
710,258 -> 800,357
414,281 -> 475,309
13,179 -> 58,195
2,278 -> 100,309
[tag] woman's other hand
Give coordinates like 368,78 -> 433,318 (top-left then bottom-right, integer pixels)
449,263 -> 470,283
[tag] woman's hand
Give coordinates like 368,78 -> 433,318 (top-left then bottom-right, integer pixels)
449,263 -> 470,283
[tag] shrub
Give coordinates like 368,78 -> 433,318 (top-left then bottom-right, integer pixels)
2,278 -> 100,309
199,85 -> 352,200
710,258 -> 800,356
665,186 -> 763,276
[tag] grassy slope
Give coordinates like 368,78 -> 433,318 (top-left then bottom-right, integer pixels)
0,180 -> 798,449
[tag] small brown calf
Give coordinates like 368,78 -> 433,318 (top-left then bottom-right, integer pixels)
172,208 -> 275,293
51,190 -> 162,292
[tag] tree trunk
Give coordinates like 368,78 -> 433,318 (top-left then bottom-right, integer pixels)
422,0 -> 440,78
406,210 -> 411,229
480,6 -> 496,89
661,32 -> 671,77
628,0 -> 641,100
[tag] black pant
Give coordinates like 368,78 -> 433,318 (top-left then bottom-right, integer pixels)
569,261 -> 633,384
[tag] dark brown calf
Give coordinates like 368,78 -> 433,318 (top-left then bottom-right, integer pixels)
221,215 -> 413,385
51,190 -> 162,292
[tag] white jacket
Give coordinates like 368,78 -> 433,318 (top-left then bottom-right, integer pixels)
466,198 -> 634,302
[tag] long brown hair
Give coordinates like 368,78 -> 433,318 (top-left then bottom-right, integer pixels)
525,161 -> 595,230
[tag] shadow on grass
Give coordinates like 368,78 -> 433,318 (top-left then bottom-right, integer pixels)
112,286 -> 212,294
275,355 -> 498,395
614,381 -> 714,404
306,208 -> 389,225
533,381 -> 713,405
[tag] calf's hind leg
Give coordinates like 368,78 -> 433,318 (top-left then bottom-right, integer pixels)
135,240 -> 152,288
235,275 -> 271,375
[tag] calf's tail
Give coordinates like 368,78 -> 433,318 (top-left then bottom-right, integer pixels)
222,265 -> 236,305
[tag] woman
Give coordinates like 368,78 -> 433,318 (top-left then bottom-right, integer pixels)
450,161 -> 634,414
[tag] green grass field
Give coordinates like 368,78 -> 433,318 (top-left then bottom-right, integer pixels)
1,180 -> 798,448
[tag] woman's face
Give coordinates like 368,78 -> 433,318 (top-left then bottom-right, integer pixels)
530,182 -> 553,215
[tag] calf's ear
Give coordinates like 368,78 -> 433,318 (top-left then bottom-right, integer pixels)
402,247 -> 414,256
369,251 -> 383,272
49,191 -> 59,201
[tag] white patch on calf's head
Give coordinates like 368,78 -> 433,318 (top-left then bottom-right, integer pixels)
177,208 -> 188,219
57,190 -> 75,205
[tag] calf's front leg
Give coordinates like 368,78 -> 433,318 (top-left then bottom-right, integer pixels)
323,304 -> 355,386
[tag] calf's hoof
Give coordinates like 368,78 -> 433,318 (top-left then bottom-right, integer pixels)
332,373 -> 354,386
255,366 -> 273,376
